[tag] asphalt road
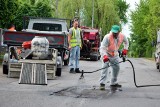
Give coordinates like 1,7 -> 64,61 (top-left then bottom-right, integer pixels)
0,58 -> 160,107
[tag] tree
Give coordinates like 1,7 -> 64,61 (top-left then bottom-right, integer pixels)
0,0 -> 18,28
0,0 -> 129,35
57,0 -> 129,36
114,0 -> 129,24
0,0 -> 55,30
130,0 -> 160,57
57,0 -> 83,19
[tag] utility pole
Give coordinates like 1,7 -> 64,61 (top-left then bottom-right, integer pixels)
55,0 -> 58,17
92,0 -> 94,28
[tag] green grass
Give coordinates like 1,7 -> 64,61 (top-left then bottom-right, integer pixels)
145,58 -> 155,61
0,53 -> 4,63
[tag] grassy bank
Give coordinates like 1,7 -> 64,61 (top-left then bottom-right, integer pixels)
145,58 -> 155,61
0,53 -> 4,64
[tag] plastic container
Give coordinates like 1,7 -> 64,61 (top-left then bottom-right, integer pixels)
31,36 -> 49,59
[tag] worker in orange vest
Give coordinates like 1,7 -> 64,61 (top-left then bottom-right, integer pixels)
99,25 -> 129,90
7,24 -> 16,31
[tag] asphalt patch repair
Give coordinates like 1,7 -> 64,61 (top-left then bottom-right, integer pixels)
50,85 -> 121,99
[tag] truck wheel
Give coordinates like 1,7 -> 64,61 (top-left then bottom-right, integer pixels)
56,68 -> 62,76
64,59 -> 69,66
98,56 -> 101,60
157,65 -> 159,69
90,56 -> 98,61
94,56 -> 98,61
3,65 -> 8,74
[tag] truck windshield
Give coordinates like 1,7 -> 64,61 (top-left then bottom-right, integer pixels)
33,23 -> 62,31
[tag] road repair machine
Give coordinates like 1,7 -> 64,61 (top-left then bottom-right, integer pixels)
80,26 -> 101,61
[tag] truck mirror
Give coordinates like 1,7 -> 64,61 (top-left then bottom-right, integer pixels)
64,31 -> 69,35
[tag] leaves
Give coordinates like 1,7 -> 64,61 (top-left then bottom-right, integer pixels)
0,0 -> 129,36
130,0 -> 160,57
57,0 -> 129,36
0,0 -> 18,27
0,0 -> 55,30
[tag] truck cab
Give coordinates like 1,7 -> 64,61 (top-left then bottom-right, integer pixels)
27,18 -> 68,32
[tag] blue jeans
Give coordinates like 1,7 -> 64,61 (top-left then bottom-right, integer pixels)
69,46 -> 80,69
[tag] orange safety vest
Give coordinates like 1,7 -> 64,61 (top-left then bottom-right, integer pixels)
107,32 -> 124,57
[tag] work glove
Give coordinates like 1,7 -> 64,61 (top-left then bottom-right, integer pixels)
103,55 -> 109,63
122,49 -> 128,56
122,49 -> 128,62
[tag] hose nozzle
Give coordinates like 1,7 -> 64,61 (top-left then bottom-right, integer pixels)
122,55 -> 126,62
79,70 -> 84,79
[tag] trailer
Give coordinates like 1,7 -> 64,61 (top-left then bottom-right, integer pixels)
0,16 -> 72,84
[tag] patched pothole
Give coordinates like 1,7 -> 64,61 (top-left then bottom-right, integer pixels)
51,85 -> 112,99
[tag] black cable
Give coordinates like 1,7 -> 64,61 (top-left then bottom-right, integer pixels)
79,61 -> 124,79
127,59 -> 160,88
81,61 -> 124,73
79,58 -> 160,88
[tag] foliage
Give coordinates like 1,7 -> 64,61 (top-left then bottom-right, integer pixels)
130,0 -> 160,57
113,0 -> 130,23
57,0 -> 129,36
0,0 -> 129,35
0,0 -> 55,30
0,0 -> 18,28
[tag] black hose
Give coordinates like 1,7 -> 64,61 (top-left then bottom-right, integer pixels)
127,59 -> 160,88
81,61 -> 124,73
79,58 -> 160,88
79,61 -> 124,79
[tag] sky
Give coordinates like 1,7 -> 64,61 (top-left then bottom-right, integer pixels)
121,0 -> 140,38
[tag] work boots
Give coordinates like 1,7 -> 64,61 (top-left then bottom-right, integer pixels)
110,83 -> 122,88
70,68 -> 76,74
70,68 -> 81,73
75,68 -> 81,73
100,84 -> 105,90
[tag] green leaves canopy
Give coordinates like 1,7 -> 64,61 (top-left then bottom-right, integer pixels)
57,0 -> 129,35
0,0 -> 55,30
0,0 -> 129,35
130,0 -> 160,57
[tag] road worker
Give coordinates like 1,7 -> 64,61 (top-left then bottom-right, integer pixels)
7,24 -> 16,31
99,25 -> 129,90
68,19 -> 82,73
